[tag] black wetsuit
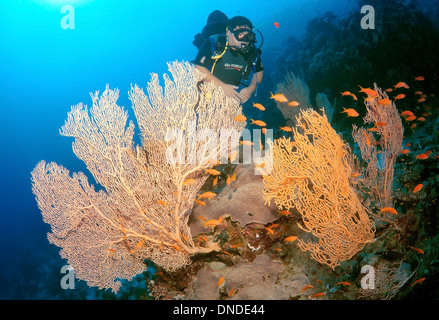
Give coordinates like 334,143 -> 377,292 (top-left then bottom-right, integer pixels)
194,38 -> 263,86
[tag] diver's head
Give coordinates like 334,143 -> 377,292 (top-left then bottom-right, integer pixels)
227,16 -> 256,53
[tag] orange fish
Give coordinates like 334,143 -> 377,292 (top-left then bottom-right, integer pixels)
205,168 -> 221,175
400,110 -> 414,117
265,227 -> 274,234
240,140 -> 254,146
413,183 -> 423,193
394,93 -> 406,100
212,176 -> 218,186
351,172 -> 361,178
279,126 -> 293,132
136,239 -> 145,250
217,276 -> 225,287
226,175 -> 231,186
400,149 -> 410,154
288,101 -> 300,107
375,121 -> 387,127
380,207 -> 398,215
335,282 -> 351,286
385,88 -> 393,92
350,93 -> 358,100
301,285 -> 313,293
250,119 -> 266,127
405,115 -> 417,121
253,103 -> 265,111
341,91 -> 352,96
234,114 -> 247,122
270,91 -> 288,103
378,98 -> 391,105
231,172 -> 236,182
414,76 -> 425,81
418,97 -> 426,103
416,153 -> 428,160
342,107 -> 359,117
273,22 -> 280,28
157,200 -> 169,206
183,178 -> 196,186
228,288 -> 237,297
408,246 -> 424,254
279,210 -> 291,216
203,216 -> 223,226
311,292 -> 326,298
394,82 -> 409,89
358,86 -> 378,97
197,191 -> 217,199
415,91 -> 423,95
411,278 -> 426,287
261,127 -> 266,135
195,199 -> 205,206
284,236 -> 298,242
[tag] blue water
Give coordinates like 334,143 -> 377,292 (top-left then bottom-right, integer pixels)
0,0 -> 436,299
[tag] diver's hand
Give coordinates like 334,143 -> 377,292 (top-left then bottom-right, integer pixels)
221,84 -> 241,102
238,86 -> 254,104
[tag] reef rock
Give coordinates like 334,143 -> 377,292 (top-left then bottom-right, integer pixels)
189,164 -> 279,236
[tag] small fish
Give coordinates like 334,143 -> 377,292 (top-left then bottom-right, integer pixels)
253,103 -> 265,111
351,172 -> 361,178
228,288 -> 237,297
342,107 -> 359,117
226,175 -> 231,186
197,191 -> 217,199
279,210 -> 291,216
416,153 -> 429,160
231,172 -> 236,182
358,86 -> 378,97
205,168 -> 221,175
240,140 -> 254,146
400,110 -> 414,117
405,115 -> 417,121
157,200 -> 169,206
413,183 -> 423,193
411,278 -> 426,287
136,239 -> 145,250
350,93 -> 358,100
394,82 -> 409,89
375,121 -> 387,127
301,285 -> 313,293
265,227 -> 274,234
107,248 -> 116,253
415,91 -> 423,95
394,93 -> 406,100
270,91 -> 288,103
288,101 -> 300,107
400,149 -> 410,154
385,88 -> 393,92
414,76 -> 425,81
380,207 -> 398,215
418,97 -> 426,103
261,127 -> 266,135
273,22 -> 280,28
234,114 -> 247,122
183,178 -> 196,186
341,91 -> 352,96
203,217 -> 223,226
368,127 -> 378,132
279,126 -> 293,132
311,292 -> 326,298
195,199 -> 205,206
217,276 -> 225,287
284,236 -> 298,242
378,98 -> 391,105
335,282 -> 351,286
250,119 -> 266,127
408,245 -> 424,254
364,132 -> 371,147
212,176 -> 218,186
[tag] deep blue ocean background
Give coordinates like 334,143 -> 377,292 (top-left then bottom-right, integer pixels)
1,0 -> 438,299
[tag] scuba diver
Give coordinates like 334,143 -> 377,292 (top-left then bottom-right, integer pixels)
193,14 -> 264,104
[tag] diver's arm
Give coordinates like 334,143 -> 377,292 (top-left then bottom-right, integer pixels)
195,65 -> 241,101
239,70 -> 264,103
